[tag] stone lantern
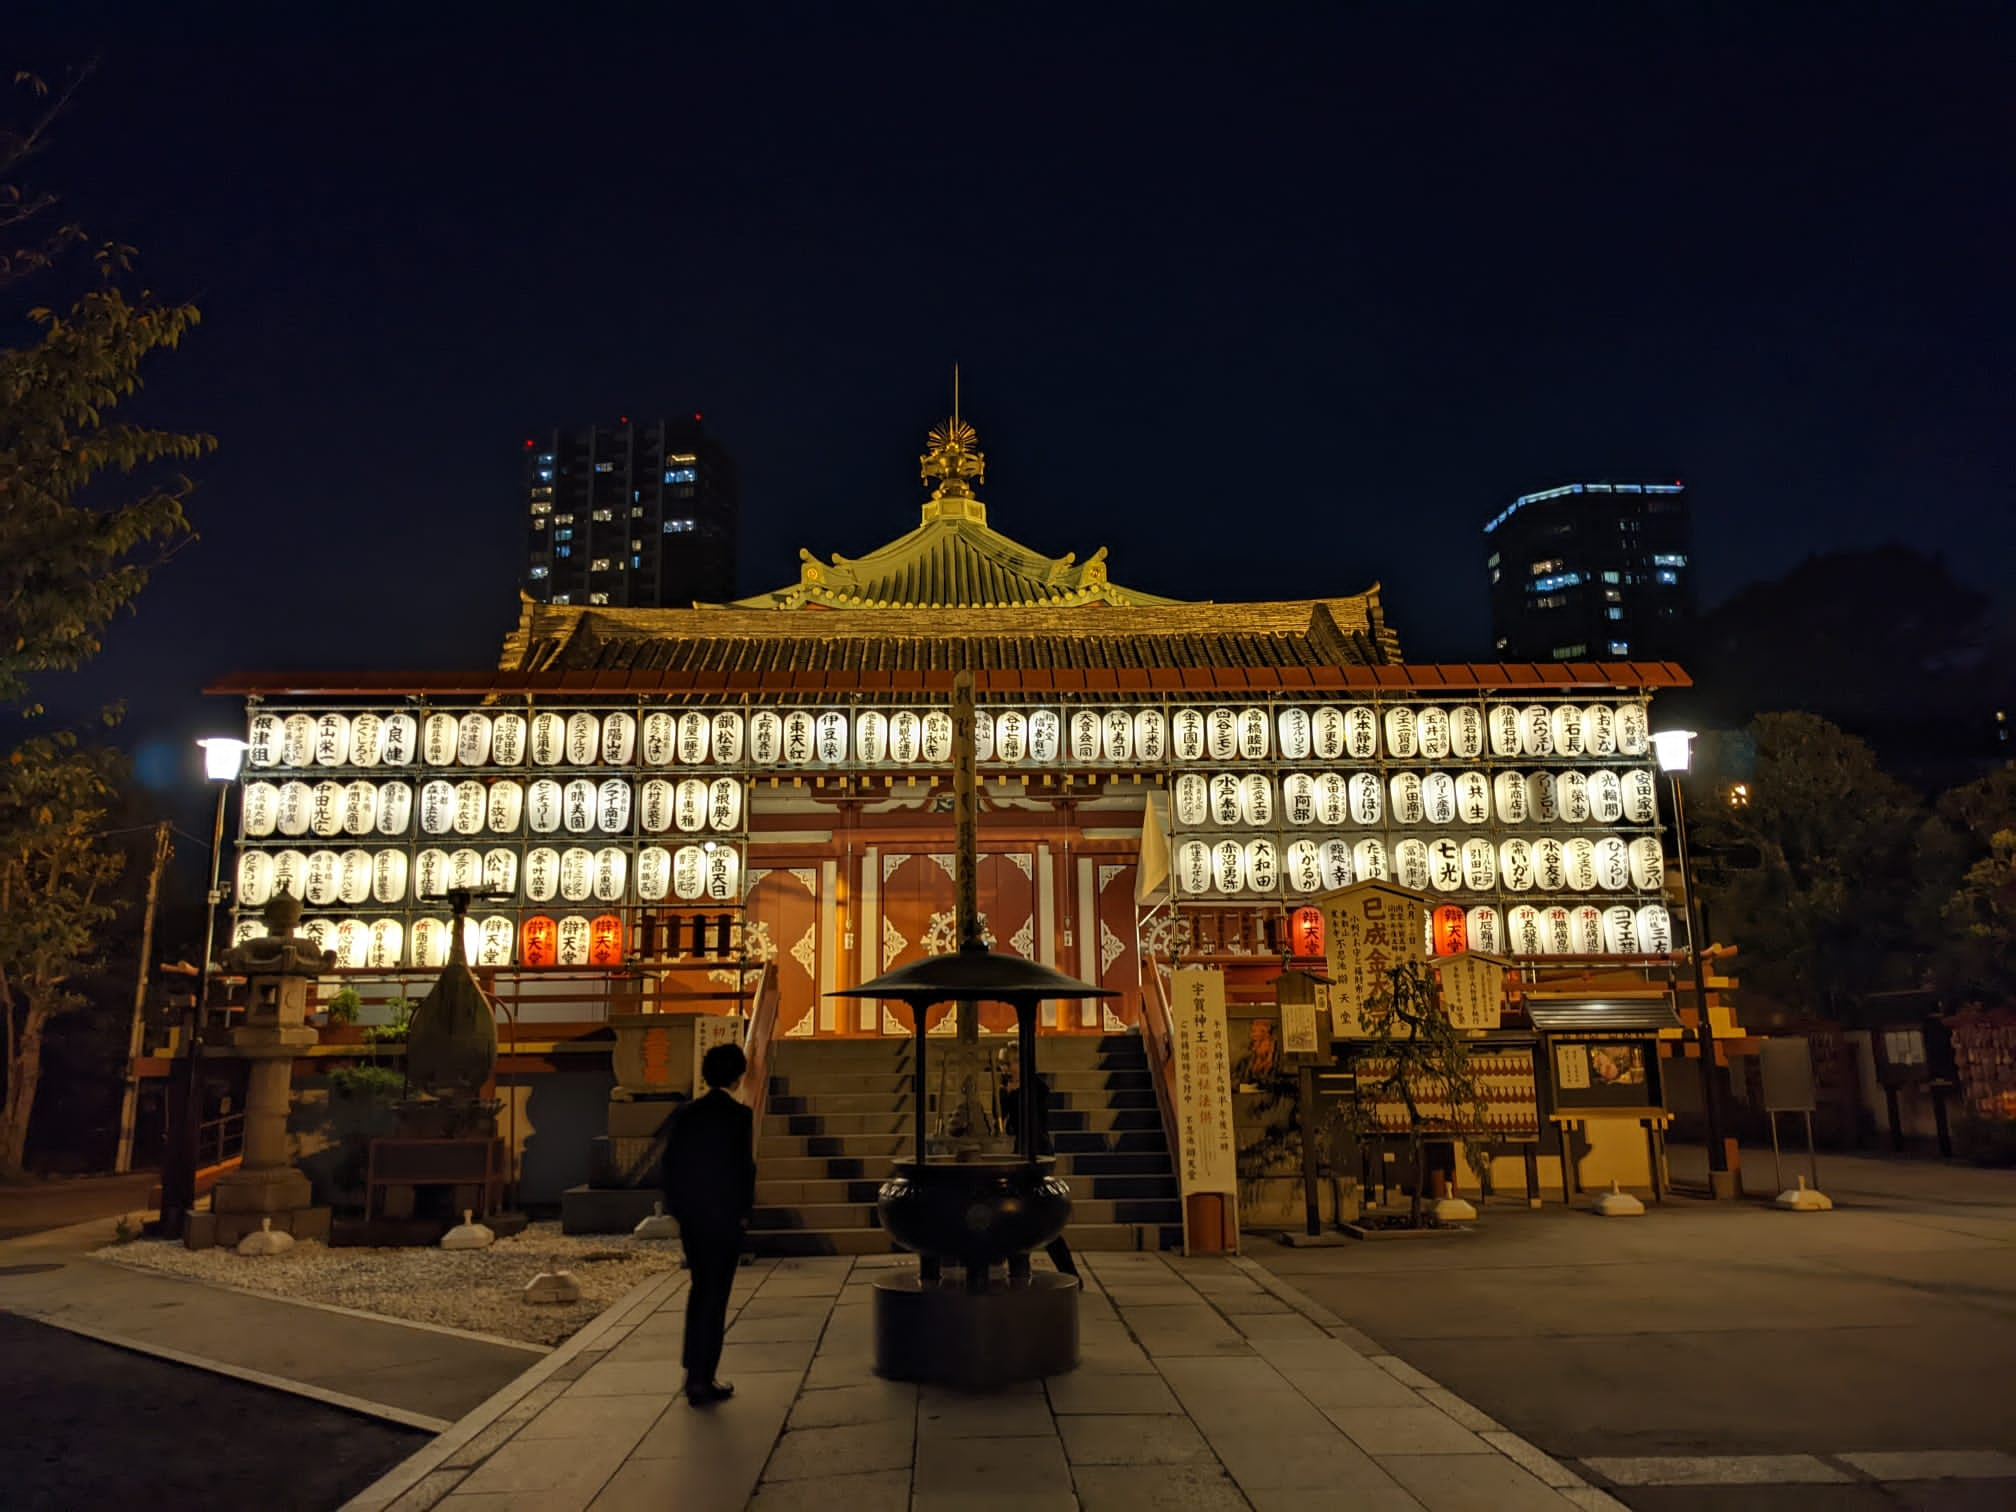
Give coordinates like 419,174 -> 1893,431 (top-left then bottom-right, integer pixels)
189,894 -> 332,1249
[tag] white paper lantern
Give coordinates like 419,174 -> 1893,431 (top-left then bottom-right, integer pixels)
1348,773 -> 1382,825
1310,772 -> 1346,826
1210,839 -> 1244,893
1417,707 -> 1451,759
711,711 -> 744,763
1564,837 -> 1598,891
1133,709 -> 1168,762
1517,705 -> 1553,758
244,782 -> 280,837
637,846 -> 672,901
1271,707 -> 1310,761
1029,709 -> 1062,763
448,848 -> 482,891
1493,772 -> 1529,824
526,778 -> 563,834
1581,704 -> 1617,756
708,778 -> 742,832
1526,772 -> 1559,823
1422,836 -> 1460,892
1176,840 -> 1212,896
640,711 -> 676,766
1450,706 -> 1485,759
337,849 -> 373,905
237,850 -> 276,907
313,714 -> 350,768
814,711 -> 848,763
1171,708 -> 1208,762
310,781 -> 345,838
489,712 -> 526,766
1236,707 -> 1269,760
549,915 -> 586,965
596,711 -> 634,766
593,846 -> 627,901
1199,708 -> 1233,761
1587,769 -> 1624,825
1319,839 -> 1355,890
526,712 -> 564,766
855,710 -> 890,764
638,778 -> 673,833
1498,838 -> 1535,891
334,919 -> 370,970
1508,905 -> 1544,955
750,710 -> 783,765
922,710 -> 955,764
453,713 -> 491,767
484,848 -> 518,895
1636,905 -> 1673,954
1593,836 -> 1631,891
1456,770 -> 1491,824
1555,771 -> 1591,824
1615,703 -> 1651,756
340,780 -> 377,837
1240,773 -> 1274,826
1571,905 -> 1605,954
1388,772 -> 1424,825
1461,838 -> 1496,891
705,844 -> 740,902
248,713 -> 283,768
1628,836 -> 1665,891
1550,705 -> 1585,757
475,915 -> 514,967
281,714 -> 316,767
562,713 -> 598,766
889,710 -> 923,764
374,778 -> 413,835
1623,768 -> 1659,824
372,849 -> 408,903
1466,905 -> 1502,955
272,850 -> 306,900
525,847 -> 559,902
1395,838 -> 1431,891
411,917 -> 449,969
1285,839 -> 1323,892
419,712 -> 456,766
1245,838 -> 1279,891
417,779 -> 454,836
677,711 -> 710,764
1383,707 -> 1419,759
453,780 -> 487,835
597,778 -> 632,833
1281,773 -> 1317,826
672,845 -> 707,901
675,778 -> 709,833
1539,905 -> 1572,954
1354,836 -> 1391,883
305,850 -> 340,906
382,713 -> 418,766
1100,710 -> 1133,763
368,919 -> 403,969
992,710 -> 1027,763
562,779 -> 597,834
1531,837 -> 1567,891
276,781 -> 313,836
1421,772 -> 1458,825
1309,706 -> 1345,760
1487,705 -> 1523,757
1208,773 -> 1242,826
1173,774 -> 1209,827
781,710 -> 815,764
486,779 -> 524,833
559,847 -> 593,901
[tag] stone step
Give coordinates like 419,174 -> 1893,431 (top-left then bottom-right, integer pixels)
755,1171 -> 1179,1207
759,1134 -> 911,1160
761,1107 -> 1160,1137
1054,1130 -> 1173,1155
751,1196 -> 1180,1234
745,1220 -> 1179,1260
755,1149 -> 1171,1183
1046,1069 -> 1154,1092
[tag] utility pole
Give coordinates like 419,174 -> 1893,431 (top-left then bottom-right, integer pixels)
114,821 -> 172,1174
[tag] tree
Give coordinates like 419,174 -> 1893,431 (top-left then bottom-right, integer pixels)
1689,713 -> 1926,1018
1927,768 -> 2016,1003
0,733 -> 124,1176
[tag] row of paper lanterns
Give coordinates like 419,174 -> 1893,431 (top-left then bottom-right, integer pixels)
1440,903 -> 1673,958
241,776 -> 744,840
232,913 -> 629,970
236,842 -> 741,907
1176,833 -> 1665,897
1171,768 -> 1659,830
246,701 -> 1655,772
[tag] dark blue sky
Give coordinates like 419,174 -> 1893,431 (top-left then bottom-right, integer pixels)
13,2 -> 2014,793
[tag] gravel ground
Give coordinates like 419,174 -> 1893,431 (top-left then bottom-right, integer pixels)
95,1223 -> 682,1346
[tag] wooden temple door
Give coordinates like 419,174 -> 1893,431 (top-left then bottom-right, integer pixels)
1091,860 -> 1141,1033
741,863 -> 822,1041
876,850 -> 1037,1036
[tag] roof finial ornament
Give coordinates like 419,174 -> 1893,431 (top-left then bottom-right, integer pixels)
920,366 -> 987,525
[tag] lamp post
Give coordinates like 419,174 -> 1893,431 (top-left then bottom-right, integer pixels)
1652,729 -> 1731,1198
162,736 -> 247,1236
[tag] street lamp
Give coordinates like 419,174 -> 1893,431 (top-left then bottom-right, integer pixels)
1653,728 -> 1732,1198
162,736 -> 247,1236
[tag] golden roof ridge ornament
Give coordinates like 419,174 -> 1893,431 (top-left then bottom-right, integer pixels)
920,365 -> 987,524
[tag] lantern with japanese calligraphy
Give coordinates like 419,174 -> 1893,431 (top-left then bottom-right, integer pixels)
562,778 -> 596,834
1029,708 -> 1061,763
310,780 -> 345,838
1424,837 -> 1462,892
674,778 -> 709,832
452,780 -> 487,835
1347,772 -> 1381,825
1417,707 -> 1451,759
1421,772 -> 1457,825
1556,770 -> 1591,824
417,779 -> 453,836
1593,836 -> 1630,891
564,712 -> 599,765
1244,837 -> 1279,891
1101,710 -> 1133,762
597,777 -> 632,833
892,710 -> 924,763
1520,705 -> 1554,757
1564,837 -> 1598,891
704,844 -> 740,901
1461,837 -> 1496,890
1465,905 -> 1502,954
1276,706 -> 1311,760
422,712 -> 458,766
637,846 -> 672,901
244,782 -> 280,837
334,918 -> 370,969
448,848 -> 482,891
376,780 -> 412,835
372,848 -> 407,903
281,714 -> 316,767
1203,708 -> 1236,760
1236,707 -> 1269,759
248,713 -> 283,767
377,712 -> 415,765
640,778 -> 674,833
486,779 -> 524,832
1531,836 -> 1566,890
1170,708 -> 1207,761
748,709 -> 782,764
410,917 -> 447,968
520,914 -> 558,967
1456,770 -> 1491,824
781,709 -> 815,764
456,712 -> 492,766
1636,905 -> 1673,954
1289,905 -> 1325,958
415,847 -> 449,899
529,711 -> 566,766
340,780 -> 377,836
350,713 -> 387,767
1498,837 -> 1535,891
711,711 -> 744,762
1432,904 -> 1467,955
1312,772 -> 1347,825
1570,905 -> 1604,953
483,848 -> 518,895
1281,773 -> 1317,826
676,711 -> 709,763
368,918 -> 403,969
639,711 -> 675,766
490,712 -> 526,766
1353,836 -> 1389,882
1628,836 -> 1664,890
1383,706 -> 1419,758
559,847 -> 593,901
305,850 -> 339,906
475,915 -> 514,967
1508,904 -> 1544,955
337,849 -> 373,905
1394,838 -> 1430,892
271,849 -> 306,900
1285,840 -> 1323,893
668,845 -> 704,900
993,710 -> 1027,763
923,709 -> 955,763
1209,773 -> 1242,825
1177,840 -> 1211,896
526,778 -> 562,833
593,847 -> 627,901
557,915 -> 592,966
1550,704 -> 1585,756
815,711 -> 848,763
1311,705 -> 1346,760
1172,773 -> 1208,827
238,850 -> 276,907
855,710 -> 890,764
1388,771 -> 1424,825
1487,705 -> 1523,757
1602,906 -> 1639,955
1588,768 -> 1624,824
709,777 -> 742,832
1615,702 -> 1650,755
1318,839 -> 1354,891
1582,704 -> 1617,756
599,711 -> 636,765
1450,705 -> 1485,759
589,914 -> 624,966
1240,773 -> 1274,826
1526,771 -> 1559,823
1623,768 -> 1658,824
1210,840 -> 1244,893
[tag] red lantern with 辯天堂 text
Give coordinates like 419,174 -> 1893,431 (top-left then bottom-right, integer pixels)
1288,906 -> 1325,960
521,914 -> 558,968
1432,904 -> 1467,956
589,913 -> 625,967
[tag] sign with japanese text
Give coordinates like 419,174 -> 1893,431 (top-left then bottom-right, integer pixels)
1435,951 -> 1513,1033
1168,968 -> 1239,1210
694,1012 -> 745,1099
1319,881 -> 1429,1037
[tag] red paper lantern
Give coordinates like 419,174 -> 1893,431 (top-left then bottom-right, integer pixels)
521,915 -> 558,968
1433,904 -> 1467,956
1288,905 -> 1325,960
589,913 -> 625,967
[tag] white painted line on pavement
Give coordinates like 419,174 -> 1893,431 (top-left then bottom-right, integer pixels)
1584,1454 -> 1853,1485
1838,1450 -> 2016,1481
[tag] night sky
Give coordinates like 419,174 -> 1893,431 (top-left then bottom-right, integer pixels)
13,4 -> 2014,796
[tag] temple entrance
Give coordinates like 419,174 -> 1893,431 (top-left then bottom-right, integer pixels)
743,861 -> 822,1040
875,850 -> 1036,1036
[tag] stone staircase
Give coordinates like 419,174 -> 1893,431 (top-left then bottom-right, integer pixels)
749,1033 -> 1184,1258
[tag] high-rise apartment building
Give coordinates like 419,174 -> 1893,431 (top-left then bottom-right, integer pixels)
523,417 -> 738,608
1484,481 -> 1693,662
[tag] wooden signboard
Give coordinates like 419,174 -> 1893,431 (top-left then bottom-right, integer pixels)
1168,968 -> 1239,1232
1318,881 -> 1429,1037
1435,951 -> 1513,1033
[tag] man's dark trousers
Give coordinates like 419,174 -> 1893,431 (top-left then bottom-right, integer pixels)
680,1222 -> 741,1384
660,1085 -> 756,1391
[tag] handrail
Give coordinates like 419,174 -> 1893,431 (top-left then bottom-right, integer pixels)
740,962 -> 782,1150
1138,956 -> 1184,1182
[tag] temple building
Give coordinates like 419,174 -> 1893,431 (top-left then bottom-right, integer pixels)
204,410 -> 1706,1233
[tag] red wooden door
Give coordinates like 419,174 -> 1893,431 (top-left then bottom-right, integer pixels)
877,851 -> 1035,1036
742,863 -> 821,1039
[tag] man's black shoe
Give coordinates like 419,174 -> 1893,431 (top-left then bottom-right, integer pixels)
685,1380 -> 735,1406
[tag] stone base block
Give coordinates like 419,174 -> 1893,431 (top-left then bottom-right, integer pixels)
210,1166 -> 314,1215
561,1184 -> 666,1235
188,1206 -> 331,1251
873,1271 -> 1078,1388
606,1096 -> 679,1139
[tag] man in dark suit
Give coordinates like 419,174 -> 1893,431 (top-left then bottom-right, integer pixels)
999,1053 -> 1079,1280
661,1041 -> 756,1405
